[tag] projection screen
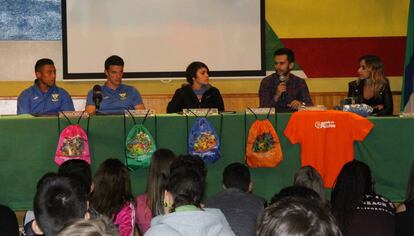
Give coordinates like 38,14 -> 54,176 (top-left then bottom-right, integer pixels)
62,0 -> 265,80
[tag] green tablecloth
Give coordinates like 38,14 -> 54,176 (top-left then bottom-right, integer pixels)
0,113 -> 412,210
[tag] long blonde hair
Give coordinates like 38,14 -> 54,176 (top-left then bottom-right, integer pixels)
358,55 -> 387,98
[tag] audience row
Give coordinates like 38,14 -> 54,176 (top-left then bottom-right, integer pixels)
1,150 -> 413,236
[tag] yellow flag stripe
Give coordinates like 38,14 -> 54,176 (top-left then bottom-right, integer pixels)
266,0 -> 410,38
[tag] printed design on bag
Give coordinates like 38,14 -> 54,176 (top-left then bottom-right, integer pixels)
252,132 -> 275,153
60,135 -> 85,157
127,131 -> 154,159
193,131 -> 217,152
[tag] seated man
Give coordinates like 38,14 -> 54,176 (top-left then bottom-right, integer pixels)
31,174 -> 89,236
85,55 -> 145,114
17,58 -> 74,115
205,162 -> 265,236
259,48 -> 312,112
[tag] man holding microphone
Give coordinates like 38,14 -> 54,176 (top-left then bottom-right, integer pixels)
259,48 -> 312,112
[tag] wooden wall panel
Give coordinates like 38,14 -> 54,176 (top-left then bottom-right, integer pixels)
142,92 -> 401,115
1,92 -> 402,115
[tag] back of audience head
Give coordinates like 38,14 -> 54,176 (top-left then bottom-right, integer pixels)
57,217 -> 119,236
331,160 -> 373,232
90,158 -> 133,218
0,204 -> 19,236
269,185 -> 321,205
223,162 -> 252,192
294,165 -> 325,200
146,148 -> 176,216
164,155 -> 206,211
58,159 -> 92,194
257,197 -> 341,236
36,172 -> 58,189
33,174 -> 88,236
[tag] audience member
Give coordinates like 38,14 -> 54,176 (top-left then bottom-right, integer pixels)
167,61 -> 225,113
257,197 -> 341,236
17,58 -> 74,115
0,203 -> 19,236
58,159 -> 93,194
85,55 -> 145,114
57,217 -> 119,236
348,55 -> 393,115
23,172 -> 58,236
293,165 -> 325,200
269,185 -> 321,206
206,162 -> 265,236
259,47 -> 312,111
395,160 -> 414,236
32,175 -> 89,236
90,158 -> 135,236
331,160 -> 395,236
145,155 -> 234,236
135,148 -> 176,234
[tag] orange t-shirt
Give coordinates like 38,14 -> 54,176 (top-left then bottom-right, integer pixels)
284,110 -> 374,188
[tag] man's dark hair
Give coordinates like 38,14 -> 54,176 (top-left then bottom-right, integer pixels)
35,58 -> 54,72
167,155 -> 207,209
273,48 -> 295,63
223,162 -> 251,192
104,55 -> 124,70
58,159 -> 92,195
185,61 -> 209,85
257,197 -> 341,236
269,185 -> 321,205
33,175 -> 88,236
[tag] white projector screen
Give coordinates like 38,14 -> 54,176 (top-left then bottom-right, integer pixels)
62,0 -> 265,80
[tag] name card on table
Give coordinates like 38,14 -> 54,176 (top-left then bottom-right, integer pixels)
298,105 -> 327,111
124,109 -> 156,117
59,111 -> 89,118
245,108 -> 275,115
400,112 -> 414,118
183,108 -> 219,116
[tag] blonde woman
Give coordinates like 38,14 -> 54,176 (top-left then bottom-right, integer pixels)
348,55 -> 393,115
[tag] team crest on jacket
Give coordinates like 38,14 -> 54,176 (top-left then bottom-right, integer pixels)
119,92 -> 127,100
51,93 -> 59,102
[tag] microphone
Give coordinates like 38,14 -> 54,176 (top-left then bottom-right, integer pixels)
92,85 -> 103,110
279,75 -> 287,100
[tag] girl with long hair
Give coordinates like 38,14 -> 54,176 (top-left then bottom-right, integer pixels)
135,149 -> 176,234
331,160 -> 395,236
90,158 -> 135,236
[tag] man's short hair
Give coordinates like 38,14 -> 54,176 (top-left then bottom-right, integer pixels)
223,162 -> 251,192
104,55 -> 124,70
57,217 -> 119,236
34,175 -> 88,236
35,58 -> 54,72
273,48 -> 295,63
58,159 -> 92,194
185,61 -> 209,85
257,197 -> 341,236
269,185 -> 321,205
